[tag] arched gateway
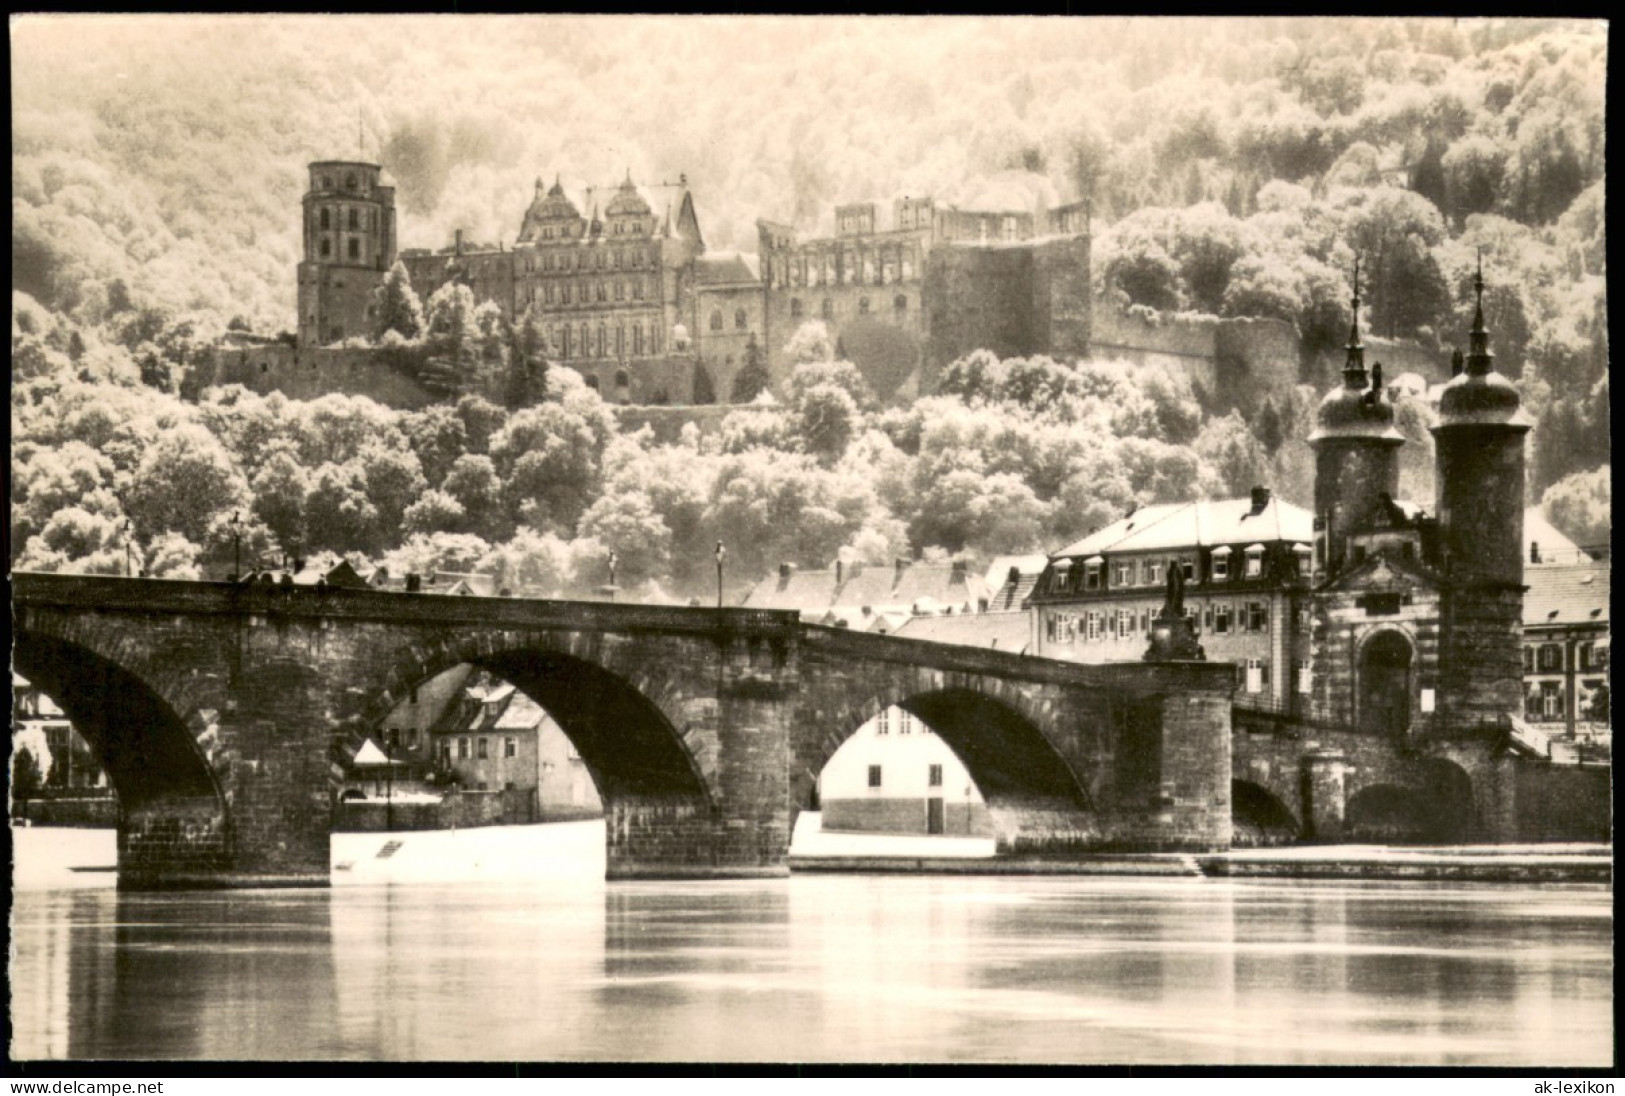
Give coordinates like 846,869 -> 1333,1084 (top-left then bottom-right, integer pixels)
14,573 -> 1236,888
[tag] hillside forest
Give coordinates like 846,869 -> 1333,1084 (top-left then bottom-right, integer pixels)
10,16 -> 1609,596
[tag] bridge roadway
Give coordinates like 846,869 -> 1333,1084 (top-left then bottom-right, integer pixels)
13,573 -> 1236,888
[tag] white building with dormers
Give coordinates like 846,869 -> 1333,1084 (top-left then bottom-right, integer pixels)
1028,487 -> 1317,715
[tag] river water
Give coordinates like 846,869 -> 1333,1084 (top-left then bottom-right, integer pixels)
9,825 -> 1613,1066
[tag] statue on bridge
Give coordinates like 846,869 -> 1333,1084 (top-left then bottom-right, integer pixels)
1144,557 -> 1205,662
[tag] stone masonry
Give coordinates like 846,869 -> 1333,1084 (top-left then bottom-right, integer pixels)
15,573 -> 1236,888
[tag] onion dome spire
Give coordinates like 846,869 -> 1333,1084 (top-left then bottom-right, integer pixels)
1465,247 -> 1493,377
1342,254 -> 1367,389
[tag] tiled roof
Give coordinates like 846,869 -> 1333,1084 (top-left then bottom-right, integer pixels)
694,252 -> 760,285
983,554 -> 1047,611
741,561 -> 984,617
1052,495 -> 1314,558
890,611 -> 1031,652
1523,564 -> 1610,628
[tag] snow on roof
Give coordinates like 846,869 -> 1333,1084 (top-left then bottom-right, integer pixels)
1524,507 -> 1583,562
1052,495 -> 1315,559
353,738 -> 392,765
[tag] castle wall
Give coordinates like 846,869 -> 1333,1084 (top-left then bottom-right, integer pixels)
923,246 -> 1036,383
1089,305 -> 1221,394
298,263 -> 387,347
693,283 -> 767,402
202,345 -> 440,410
1032,236 -> 1092,362
1214,317 -> 1300,413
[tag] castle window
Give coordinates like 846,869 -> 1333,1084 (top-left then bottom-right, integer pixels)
821,298 -> 834,320
348,208 -> 359,230
596,252 -> 605,270
650,323 -> 660,354
633,325 -> 644,355
348,239 -> 360,261
561,326 -> 571,358
615,281 -> 625,301
260,361 -> 269,374
560,284 -> 571,304
543,227 -> 553,239
858,297 -> 870,315
894,294 -> 908,314
735,308 -> 747,331
633,278 -> 644,300
596,282 -> 607,302
544,284 -> 555,304
585,374 -> 599,390
319,208 -> 330,230
319,175 -> 331,189
320,239 -> 331,258
790,298 -> 804,320
344,173 -> 357,190
710,310 -> 723,332
596,324 -> 607,357
579,323 -> 589,354
616,325 -> 625,357
615,368 -> 630,388
632,221 -> 643,234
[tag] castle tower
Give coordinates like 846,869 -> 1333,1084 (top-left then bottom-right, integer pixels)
297,161 -> 397,348
1430,257 -> 1533,733
1306,260 -> 1404,576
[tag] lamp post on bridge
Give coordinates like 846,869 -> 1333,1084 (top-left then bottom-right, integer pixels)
229,510 -> 242,582
714,541 -> 726,610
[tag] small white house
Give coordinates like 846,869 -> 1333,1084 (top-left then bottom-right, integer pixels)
818,706 -> 990,836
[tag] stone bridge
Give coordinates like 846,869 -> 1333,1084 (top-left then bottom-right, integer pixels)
13,573 -> 1237,888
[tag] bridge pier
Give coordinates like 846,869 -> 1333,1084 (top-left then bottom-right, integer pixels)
604,644 -> 796,879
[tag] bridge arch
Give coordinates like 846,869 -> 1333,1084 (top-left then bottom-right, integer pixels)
1231,779 -> 1299,847
792,675 -> 1094,838
12,626 -> 230,878
367,630 -> 714,804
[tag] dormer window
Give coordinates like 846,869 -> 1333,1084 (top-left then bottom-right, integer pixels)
1244,544 -> 1265,578
1112,560 -> 1134,587
1292,543 -> 1312,577
1084,557 -> 1103,591
1143,559 -> 1163,586
1211,547 -> 1231,580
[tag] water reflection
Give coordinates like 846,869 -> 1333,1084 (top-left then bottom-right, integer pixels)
10,873 -> 1612,1065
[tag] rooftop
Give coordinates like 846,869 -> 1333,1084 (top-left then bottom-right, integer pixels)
1524,563 -> 1610,629
1052,493 -> 1314,559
